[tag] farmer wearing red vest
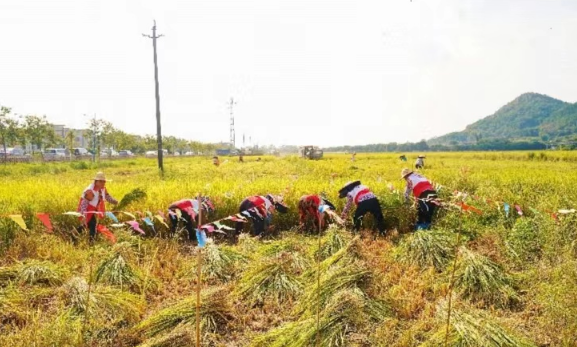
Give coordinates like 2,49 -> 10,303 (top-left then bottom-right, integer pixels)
339,181 -> 386,236
77,172 -> 118,240
298,194 -> 337,232
234,194 -> 288,238
402,168 -> 438,230
168,197 -> 214,241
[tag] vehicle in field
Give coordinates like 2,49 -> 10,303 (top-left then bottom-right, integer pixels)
300,146 -> 323,160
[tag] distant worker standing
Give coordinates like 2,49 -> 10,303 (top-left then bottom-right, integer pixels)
339,181 -> 386,237
402,168 -> 438,230
415,155 -> 425,169
213,156 -> 220,166
76,172 -> 118,241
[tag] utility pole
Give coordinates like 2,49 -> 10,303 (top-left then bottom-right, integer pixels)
228,98 -> 237,151
143,20 -> 164,172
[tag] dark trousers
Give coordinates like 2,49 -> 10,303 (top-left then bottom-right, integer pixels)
353,198 -> 385,235
417,190 -> 437,228
169,211 -> 197,241
76,216 -> 97,240
236,200 -> 269,236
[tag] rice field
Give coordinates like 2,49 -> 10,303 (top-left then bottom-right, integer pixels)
0,152 -> 576,346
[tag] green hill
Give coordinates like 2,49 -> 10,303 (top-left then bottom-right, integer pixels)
429,93 -> 577,145
540,102 -> 577,138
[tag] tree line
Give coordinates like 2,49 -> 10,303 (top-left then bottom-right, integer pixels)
0,106 -> 226,157
323,139 -> 560,153
0,105 -> 296,159
0,106 -> 59,156
83,118 -> 225,156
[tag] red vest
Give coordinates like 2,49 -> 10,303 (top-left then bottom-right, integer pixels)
299,195 -> 321,217
77,185 -> 108,223
407,174 -> 434,198
247,196 -> 269,216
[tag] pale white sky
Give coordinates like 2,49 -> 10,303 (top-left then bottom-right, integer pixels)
1,0 -> 576,147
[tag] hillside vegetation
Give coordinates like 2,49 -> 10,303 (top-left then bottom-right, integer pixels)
429,93 -> 577,145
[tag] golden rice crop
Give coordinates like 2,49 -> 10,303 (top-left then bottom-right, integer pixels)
0,152 -> 576,346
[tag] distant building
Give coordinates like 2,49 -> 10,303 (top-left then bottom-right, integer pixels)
52,124 -> 87,148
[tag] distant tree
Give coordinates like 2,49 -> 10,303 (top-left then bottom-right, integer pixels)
189,141 -> 203,155
23,115 -> 56,153
65,130 -> 75,160
415,140 -> 429,151
0,106 -> 15,160
162,136 -> 176,154
143,135 -> 157,151
84,118 -> 108,157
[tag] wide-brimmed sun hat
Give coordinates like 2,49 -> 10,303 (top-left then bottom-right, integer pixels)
93,172 -> 109,181
401,168 -> 413,179
266,194 -> 288,213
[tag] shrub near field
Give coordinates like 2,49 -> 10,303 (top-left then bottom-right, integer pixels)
0,152 -> 576,346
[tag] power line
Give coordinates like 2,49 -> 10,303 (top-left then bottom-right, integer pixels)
143,20 -> 165,172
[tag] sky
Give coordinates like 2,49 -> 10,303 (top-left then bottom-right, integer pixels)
1,0 -> 576,147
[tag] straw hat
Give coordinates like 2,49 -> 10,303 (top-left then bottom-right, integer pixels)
267,194 -> 289,213
401,168 -> 413,179
93,172 -> 108,181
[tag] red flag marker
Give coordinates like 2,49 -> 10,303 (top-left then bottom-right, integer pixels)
96,224 -> 117,243
36,213 -> 53,233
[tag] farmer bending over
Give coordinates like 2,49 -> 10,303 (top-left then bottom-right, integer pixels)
339,181 -> 386,237
77,172 -> 118,241
298,194 -> 338,232
415,155 -> 425,169
168,197 -> 215,241
402,168 -> 438,230
234,194 -> 288,240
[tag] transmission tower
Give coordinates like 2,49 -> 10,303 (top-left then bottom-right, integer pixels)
228,97 -> 237,150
